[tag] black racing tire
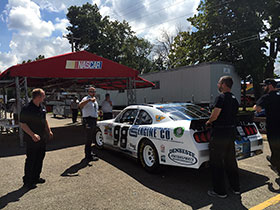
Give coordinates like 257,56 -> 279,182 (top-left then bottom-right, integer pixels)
94,128 -> 104,149
139,139 -> 159,173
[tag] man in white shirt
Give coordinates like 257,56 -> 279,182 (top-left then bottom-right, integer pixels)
79,87 -> 99,161
101,93 -> 113,120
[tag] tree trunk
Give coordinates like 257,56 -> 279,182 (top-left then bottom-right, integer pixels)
242,76 -> 247,111
264,59 -> 275,78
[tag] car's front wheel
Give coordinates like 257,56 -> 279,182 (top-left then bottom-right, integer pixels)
95,128 -> 104,149
139,139 -> 159,173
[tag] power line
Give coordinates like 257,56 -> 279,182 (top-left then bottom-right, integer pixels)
130,0 -> 234,32
115,0 -> 159,15
118,0 -> 191,23
117,0 -> 161,18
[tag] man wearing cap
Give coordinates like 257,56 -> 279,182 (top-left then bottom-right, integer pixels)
254,78 -> 280,175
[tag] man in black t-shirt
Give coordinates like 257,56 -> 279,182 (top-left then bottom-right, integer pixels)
254,78 -> 280,175
20,88 -> 53,189
206,76 -> 240,198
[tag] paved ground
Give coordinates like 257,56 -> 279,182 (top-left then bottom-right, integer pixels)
0,114 -> 279,210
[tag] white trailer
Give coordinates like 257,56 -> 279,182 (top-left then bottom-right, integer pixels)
97,62 -> 241,107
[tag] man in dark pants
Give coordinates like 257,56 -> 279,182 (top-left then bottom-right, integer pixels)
206,76 -> 240,198
20,88 -> 53,189
79,87 -> 99,161
254,78 -> 280,175
70,96 -> 79,123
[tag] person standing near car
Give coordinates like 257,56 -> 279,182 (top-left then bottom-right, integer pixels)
20,88 -> 53,189
206,76 -> 240,198
79,87 -> 99,161
254,78 -> 280,176
70,96 -> 79,123
101,93 -> 113,120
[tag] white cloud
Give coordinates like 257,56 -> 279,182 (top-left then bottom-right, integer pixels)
0,33 -> 71,70
7,0 -> 55,37
31,0 -> 93,12
0,0 -> 72,71
0,0 -> 201,72
0,52 -> 18,71
54,18 -> 69,34
99,0 -> 200,42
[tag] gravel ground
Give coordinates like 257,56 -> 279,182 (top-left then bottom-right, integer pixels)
0,114 -> 279,210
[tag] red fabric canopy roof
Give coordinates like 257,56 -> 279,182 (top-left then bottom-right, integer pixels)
0,51 -> 154,90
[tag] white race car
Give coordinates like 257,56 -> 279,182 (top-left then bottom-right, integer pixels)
95,103 -> 263,172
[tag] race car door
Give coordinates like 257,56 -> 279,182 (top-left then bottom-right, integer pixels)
126,110 -> 154,153
111,108 -> 139,149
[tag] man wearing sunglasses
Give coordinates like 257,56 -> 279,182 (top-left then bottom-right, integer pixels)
79,87 -> 99,161
254,78 -> 280,176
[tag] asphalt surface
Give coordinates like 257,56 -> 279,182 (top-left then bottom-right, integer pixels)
0,114 -> 279,210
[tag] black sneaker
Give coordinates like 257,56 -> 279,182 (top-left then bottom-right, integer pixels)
232,189 -> 241,195
207,190 -> 227,199
86,156 -> 99,161
90,152 -> 98,157
36,178 -> 46,184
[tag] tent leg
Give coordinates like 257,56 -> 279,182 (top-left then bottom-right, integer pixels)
127,77 -> 137,105
24,77 -> 28,104
16,77 -> 24,147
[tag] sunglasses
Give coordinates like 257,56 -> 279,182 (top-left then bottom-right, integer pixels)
88,90 -> 96,93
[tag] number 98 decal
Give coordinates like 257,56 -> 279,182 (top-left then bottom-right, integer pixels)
113,125 -> 129,148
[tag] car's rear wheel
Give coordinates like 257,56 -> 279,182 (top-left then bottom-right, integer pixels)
139,139 -> 159,173
95,128 -> 104,149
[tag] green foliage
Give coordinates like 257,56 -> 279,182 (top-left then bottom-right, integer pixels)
169,0 -> 280,100
66,3 -> 155,73
22,55 -> 45,64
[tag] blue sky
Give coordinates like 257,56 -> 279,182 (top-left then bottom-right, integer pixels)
0,0 -> 200,71
0,0 -> 279,75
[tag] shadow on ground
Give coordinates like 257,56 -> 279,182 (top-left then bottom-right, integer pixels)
60,158 -> 92,177
93,147 -> 269,210
0,187 -> 31,209
0,125 -> 85,157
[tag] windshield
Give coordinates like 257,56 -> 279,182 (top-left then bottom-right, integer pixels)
157,104 -> 210,121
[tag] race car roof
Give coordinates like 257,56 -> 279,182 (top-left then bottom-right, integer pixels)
0,51 -> 154,90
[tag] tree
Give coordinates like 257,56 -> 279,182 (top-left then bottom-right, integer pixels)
22,55 -> 45,64
153,29 -> 181,70
66,3 -> 155,73
170,0 -> 269,107
263,0 -> 280,78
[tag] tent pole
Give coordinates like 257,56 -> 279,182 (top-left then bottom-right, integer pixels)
127,77 -> 137,105
16,77 -> 24,147
3,87 -> 7,119
24,77 -> 28,104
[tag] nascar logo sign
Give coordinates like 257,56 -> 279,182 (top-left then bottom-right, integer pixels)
66,60 -> 103,70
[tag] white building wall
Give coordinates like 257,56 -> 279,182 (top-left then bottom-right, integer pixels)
96,62 -> 241,107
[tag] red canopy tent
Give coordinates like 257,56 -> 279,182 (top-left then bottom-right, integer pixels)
0,50 -> 154,90
0,51 -> 154,146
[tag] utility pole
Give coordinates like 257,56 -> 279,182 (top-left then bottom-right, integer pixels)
63,33 -> 81,52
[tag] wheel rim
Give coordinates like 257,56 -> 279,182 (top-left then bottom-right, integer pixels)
143,145 -> 155,167
96,131 -> 103,146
